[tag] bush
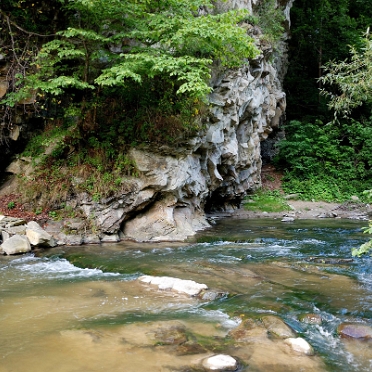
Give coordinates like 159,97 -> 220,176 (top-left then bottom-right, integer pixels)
275,118 -> 372,201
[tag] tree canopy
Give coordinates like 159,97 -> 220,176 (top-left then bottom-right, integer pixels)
2,0 -> 259,106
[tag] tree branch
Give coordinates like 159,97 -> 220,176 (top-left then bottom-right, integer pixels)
0,9 -> 57,38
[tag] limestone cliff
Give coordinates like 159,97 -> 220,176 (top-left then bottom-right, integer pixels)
1,0 -> 293,243
80,0 -> 293,241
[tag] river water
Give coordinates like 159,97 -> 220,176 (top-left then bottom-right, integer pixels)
1,218 -> 371,371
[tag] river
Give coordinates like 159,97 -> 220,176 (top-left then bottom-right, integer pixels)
0,218 -> 371,371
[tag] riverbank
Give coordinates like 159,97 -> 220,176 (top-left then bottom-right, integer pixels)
232,199 -> 372,221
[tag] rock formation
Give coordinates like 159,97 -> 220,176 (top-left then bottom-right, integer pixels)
1,0 -> 294,243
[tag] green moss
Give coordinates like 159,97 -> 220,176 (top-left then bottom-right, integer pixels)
243,191 -> 290,213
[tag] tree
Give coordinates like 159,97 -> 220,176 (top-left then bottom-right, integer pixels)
284,0 -> 372,121
2,0 -> 259,105
319,30 -> 372,120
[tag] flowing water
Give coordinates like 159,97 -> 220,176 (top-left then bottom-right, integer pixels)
1,218 -> 372,371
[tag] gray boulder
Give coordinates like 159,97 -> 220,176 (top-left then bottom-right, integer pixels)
26,221 -> 57,247
1,234 -> 31,255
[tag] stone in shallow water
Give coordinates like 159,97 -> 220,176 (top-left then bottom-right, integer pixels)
284,337 -> 315,355
138,275 -> 208,296
202,354 -> 237,371
337,323 -> 372,339
261,315 -> 296,339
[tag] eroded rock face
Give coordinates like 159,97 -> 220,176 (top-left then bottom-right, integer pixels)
2,0 -> 293,243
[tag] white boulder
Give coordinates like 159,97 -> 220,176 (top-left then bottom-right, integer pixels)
284,337 -> 314,355
138,275 -> 208,296
202,354 -> 238,371
1,234 -> 31,255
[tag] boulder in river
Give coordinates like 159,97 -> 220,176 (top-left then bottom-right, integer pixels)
138,275 -> 208,296
1,234 -> 31,255
284,337 -> 315,355
202,354 -> 238,371
261,315 -> 297,339
337,323 -> 372,339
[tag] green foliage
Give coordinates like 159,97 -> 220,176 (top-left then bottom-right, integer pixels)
352,221 -> 372,257
256,0 -> 285,47
284,0 -> 372,121
244,190 -> 290,213
5,1 -> 258,103
7,201 -> 15,209
275,119 -> 372,201
320,31 -> 372,119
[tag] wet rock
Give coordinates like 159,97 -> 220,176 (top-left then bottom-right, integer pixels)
138,275 -> 208,296
202,354 -> 238,371
281,217 -> 295,222
337,323 -> 372,339
307,257 -> 353,264
175,340 -> 207,355
26,221 -> 57,247
198,290 -> 228,301
284,337 -> 315,355
153,325 -> 188,345
229,318 -> 267,342
1,234 -> 31,255
299,313 -> 322,325
261,315 -> 296,339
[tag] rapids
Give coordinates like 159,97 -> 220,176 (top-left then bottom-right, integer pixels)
0,218 -> 371,371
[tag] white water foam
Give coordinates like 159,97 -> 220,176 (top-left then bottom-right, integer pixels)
9,254 -> 121,279
188,308 -> 241,329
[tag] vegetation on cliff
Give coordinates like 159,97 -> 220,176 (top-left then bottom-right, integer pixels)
1,0 -> 266,210
277,0 -> 372,202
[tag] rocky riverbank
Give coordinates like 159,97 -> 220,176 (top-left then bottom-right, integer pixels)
232,199 -> 372,221
1,198 -> 371,255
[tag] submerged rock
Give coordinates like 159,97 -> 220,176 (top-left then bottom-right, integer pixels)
229,318 -> 267,342
202,354 -> 238,371
337,323 -> 372,339
261,315 -> 296,339
153,325 -> 188,345
138,275 -> 208,296
307,257 -> 353,264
